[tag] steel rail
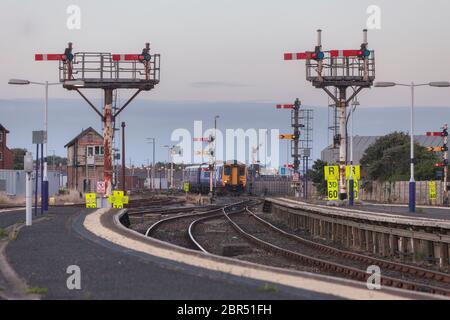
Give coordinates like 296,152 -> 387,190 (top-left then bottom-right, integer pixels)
145,200 -> 251,237
222,209 -> 450,296
187,202 -> 261,253
246,208 -> 450,284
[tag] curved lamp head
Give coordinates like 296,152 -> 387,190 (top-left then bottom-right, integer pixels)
374,82 -> 396,88
8,79 -> 31,85
429,81 -> 450,88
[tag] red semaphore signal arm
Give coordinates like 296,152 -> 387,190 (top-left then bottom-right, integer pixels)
112,54 -> 146,61
284,49 -> 366,60
35,54 -> 66,61
276,104 -> 295,109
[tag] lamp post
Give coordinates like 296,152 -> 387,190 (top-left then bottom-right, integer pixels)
146,138 -> 156,190
348,97 -> 360,206
374,81 -> 450,212
8,79 -> 83,211
163,145 -> 173,189
212,115 -> 220,197
8,79 -> 58,211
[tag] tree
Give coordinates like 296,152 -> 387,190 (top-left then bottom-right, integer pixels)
309,159 -> 328,196
10,148 -> 27,170
48,155 -> 67,167
360,132 -> 439,182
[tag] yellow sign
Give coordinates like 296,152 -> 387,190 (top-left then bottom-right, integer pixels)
429,181 -> 437,200
347,180 -> 359,200
279,134 -> 295,140
183,182 -> 190,193
327,180 -> 339,201
324,166 -> 339,181
85,193 -> 97,208
108,190 -> 129,209
345,165 -> 361,180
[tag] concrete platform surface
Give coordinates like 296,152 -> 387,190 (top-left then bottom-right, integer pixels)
2,207 -> 339,299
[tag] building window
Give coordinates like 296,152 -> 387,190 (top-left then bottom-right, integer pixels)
87,146 -> 94,156
0,152 -> 3,161
0,132 -> 3,142
94,146 -> 104,155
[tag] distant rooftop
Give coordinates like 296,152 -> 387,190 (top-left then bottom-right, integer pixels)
321,135 -> 444,164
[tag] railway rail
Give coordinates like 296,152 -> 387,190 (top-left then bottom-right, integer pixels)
145,199 -> 258,249
127,197 -> 450,297
128,204 -> 220,216
218,207 -> 450,296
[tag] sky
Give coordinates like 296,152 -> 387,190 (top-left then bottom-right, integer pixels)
0,1 -> 449,166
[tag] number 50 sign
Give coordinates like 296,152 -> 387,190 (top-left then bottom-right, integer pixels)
327,180 -> 339,201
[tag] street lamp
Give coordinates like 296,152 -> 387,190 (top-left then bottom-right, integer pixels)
8,78 -> 62,211
374,81 -> 450,212
163,145 -> 173,189
212,115 -> 220,197
146,138 -> 156,190
348,97 -> 360,206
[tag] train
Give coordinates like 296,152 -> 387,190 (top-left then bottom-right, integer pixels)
184,160 -> 247,194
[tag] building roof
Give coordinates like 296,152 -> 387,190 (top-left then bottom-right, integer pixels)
321,135 -> 444,165
64,127 -> 103,148
0,124 -> 10,133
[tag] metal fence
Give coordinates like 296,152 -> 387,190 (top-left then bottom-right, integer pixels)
249,179 -> 318,198
249,179 -> 445,206
0,169 -> 64,197
359,180 -> 447,206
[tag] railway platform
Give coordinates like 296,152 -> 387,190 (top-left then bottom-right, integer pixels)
0,206 -> 344,299
0,204 -> 430,300
265,197 -> 450,269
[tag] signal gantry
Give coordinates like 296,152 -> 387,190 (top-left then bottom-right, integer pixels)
284,29 -> 375,201
35,42 -> 160,199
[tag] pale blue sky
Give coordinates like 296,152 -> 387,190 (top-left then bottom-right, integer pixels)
1,0 -> 450,106
1,1 -> 449,165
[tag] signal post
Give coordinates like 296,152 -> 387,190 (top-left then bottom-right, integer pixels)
284,29 -> 375,203
278,100 -> 301,197
35,43 -> 160,202
427,124 -> 449,205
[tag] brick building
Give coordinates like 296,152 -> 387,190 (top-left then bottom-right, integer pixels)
65,127 -> 104,193
0,124 -> 13,170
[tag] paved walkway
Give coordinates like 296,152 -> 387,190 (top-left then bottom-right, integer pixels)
1,207 -> 339,299
358,201 -> 450,220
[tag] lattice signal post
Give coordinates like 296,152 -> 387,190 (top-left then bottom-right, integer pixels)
277,99 -> 313,198
284,29 -> 375,201
427,124 -> 449,205
36,42 -> 160,197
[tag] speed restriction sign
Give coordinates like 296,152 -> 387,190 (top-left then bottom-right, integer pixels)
327,180 -> 339,201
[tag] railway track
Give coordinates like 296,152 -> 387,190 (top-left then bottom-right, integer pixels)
145,199 -> 258,249
126,196 -> 184,209
217,207 -> 450,296
128,204 -> 220,216
135,198 -> 450,296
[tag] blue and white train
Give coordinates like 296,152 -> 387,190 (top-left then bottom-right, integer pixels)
183,161 -> 247,194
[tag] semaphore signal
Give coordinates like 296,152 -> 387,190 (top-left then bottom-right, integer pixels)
283,29 -> 374,203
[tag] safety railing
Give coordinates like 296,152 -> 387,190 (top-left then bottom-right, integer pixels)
306,50 -> 375,84
59,52 -> 160,83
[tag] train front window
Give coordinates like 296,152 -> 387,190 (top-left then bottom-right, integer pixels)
224,166 -> 231,175
239,167 -> 245,176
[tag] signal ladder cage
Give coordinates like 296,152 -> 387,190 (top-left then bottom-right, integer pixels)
58,52 -> 161,90
306,51 -> 375,88
291,109 -> 314,175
